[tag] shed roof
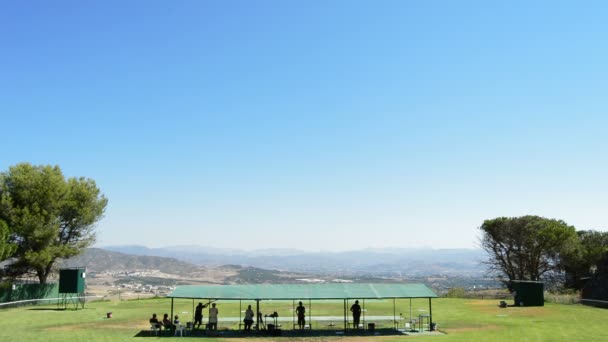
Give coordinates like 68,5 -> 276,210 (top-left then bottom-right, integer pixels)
167,283 -> 437,300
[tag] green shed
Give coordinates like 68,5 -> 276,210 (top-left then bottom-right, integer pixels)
59,268 -> 86,294
510,280 -> 544,307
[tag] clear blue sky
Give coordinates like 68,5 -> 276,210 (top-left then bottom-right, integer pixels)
2,1 -> 608,251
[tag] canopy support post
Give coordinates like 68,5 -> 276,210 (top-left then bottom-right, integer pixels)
347,298 -> 350,330
309,298 -> 312,330
363,299 -> 366,329
429,298 -> 433,330
393,298 -> 396,330
256,299 -> 260,331
170,297 -> 174,331
343,299 -> 347,331
409,298 -> 412,324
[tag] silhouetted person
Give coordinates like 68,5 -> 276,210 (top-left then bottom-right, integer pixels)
350,300 -> 362,329
194,302 -> 208,329
162,313 -> 173,333
149,313 -> 162,330
296,301 -> 306,329
208,303 -> 219,330
244,305 -> 254,331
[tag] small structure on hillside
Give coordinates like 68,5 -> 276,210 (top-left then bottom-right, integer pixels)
58,268 -> 86,309
510,280 -> 544,307
581,255 -> 608,308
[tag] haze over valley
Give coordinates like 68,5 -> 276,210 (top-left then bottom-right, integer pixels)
60,247 -> 497,299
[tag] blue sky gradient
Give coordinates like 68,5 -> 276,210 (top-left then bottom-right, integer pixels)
2,1 -> 608,250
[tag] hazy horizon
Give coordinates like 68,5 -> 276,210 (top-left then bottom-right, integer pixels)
96,243 -> 484,253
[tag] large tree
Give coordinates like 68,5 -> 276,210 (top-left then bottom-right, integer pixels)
479,215 -> 578,286
561,230 -> 608,289
0,163 -> 107,283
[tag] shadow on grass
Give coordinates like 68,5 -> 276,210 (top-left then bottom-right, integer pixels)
27,308 -> 67,311
28,307 -> 92,311
134,331 -> 160,337
133,328 -> 408,338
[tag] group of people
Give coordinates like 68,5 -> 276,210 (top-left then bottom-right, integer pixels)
149,302 -> 219,333
195,302 -> 219,330
150,299 -> 364,332
295,300 -> 362,330
148,313 -> 176,332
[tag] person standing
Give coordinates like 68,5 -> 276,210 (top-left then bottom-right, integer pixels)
296,301 -> 306,329
208,303 -> 219,330
194,302 -> 207,329
350,300 -> 362,329
244,305 -> 255,331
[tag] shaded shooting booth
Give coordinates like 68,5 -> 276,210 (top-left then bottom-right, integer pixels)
510,280 -> 544,307
166,283 -> 438,334
58,268 -> 86,309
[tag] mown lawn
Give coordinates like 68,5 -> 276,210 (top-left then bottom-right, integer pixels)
0,297 -> 606,341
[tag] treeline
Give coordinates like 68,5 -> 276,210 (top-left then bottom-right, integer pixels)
0,163 -> 107,284
479,215 -> 608,295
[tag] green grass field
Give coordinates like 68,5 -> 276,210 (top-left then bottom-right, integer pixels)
0,297 -> 606,341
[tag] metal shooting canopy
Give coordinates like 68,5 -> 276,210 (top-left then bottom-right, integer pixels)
167,283 -> 438,331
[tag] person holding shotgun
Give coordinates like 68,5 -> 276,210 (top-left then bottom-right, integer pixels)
194,302 -> 209,329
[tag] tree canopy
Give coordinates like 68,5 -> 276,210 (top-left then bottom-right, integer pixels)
479,215 -> 578,286
0,163 -> 107,283
0,220 -> 16,261
561,230 -> 608,289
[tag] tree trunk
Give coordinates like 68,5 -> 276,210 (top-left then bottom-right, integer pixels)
36,263 -> 53,284
37,268 -> 48,284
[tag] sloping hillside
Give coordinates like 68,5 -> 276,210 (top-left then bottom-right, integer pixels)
60,248 -> 204,276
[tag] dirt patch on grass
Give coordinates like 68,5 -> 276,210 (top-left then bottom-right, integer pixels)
446,324 -> 501,333
45,321 -> 136,332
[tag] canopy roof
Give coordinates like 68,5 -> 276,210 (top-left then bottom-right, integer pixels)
167,283 -> 437,300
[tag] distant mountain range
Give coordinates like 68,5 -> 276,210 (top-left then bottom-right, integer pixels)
100,245 -> 487,276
